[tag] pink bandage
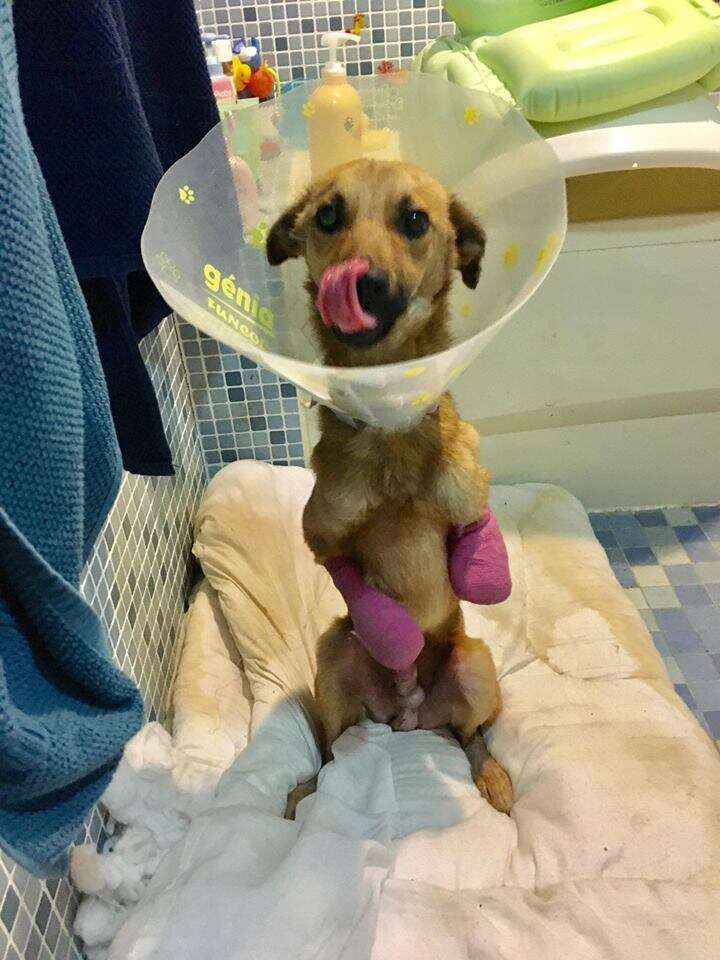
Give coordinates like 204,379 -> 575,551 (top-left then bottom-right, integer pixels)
324,511 -> 510,671
324,556 -> 423,671
447,510 -> 512,605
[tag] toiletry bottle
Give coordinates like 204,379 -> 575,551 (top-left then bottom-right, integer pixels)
307,31 -> 362,179
200,31 -> 218,54
213,37 -> 234,78
208,55 -> 236,103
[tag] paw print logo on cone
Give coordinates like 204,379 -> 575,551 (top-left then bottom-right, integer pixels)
503,243 -> 519,270
249,221 -> 270,250
534,232 -> 559,273
178,185 -> 195,205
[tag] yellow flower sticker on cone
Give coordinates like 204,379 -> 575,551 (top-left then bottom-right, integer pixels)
503,243 -> 519,270
410,392 -> 439,407
249,222 -> 270,250
534,232 -> 560,272
449,360 -> 471,380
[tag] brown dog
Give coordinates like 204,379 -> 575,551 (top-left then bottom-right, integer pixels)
267,158 -> 512,811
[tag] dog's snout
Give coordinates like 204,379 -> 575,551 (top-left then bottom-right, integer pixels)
319,261 -> 409,349
356,269 -> 390,317
356,268 -> 407,328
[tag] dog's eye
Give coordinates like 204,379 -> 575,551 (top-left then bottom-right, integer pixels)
398,207 -> 430,240
315,200 -> 344,234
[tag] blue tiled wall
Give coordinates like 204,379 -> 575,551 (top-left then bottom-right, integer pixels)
179,322 -> 304,477
195,0 -> 453,84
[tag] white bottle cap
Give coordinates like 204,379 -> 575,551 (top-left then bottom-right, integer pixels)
213,38 -> 233,64
321,30 -> 360,78
237,43 -> 258,63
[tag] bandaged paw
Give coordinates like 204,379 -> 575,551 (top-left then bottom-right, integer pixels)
447,509 -> 512,605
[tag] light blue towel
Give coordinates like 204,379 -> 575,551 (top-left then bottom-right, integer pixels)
0,0 -> 143,876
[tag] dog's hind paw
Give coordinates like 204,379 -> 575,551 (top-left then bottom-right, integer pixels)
390,666 -> 424,731
285,778 -> 317,819
392,708 -> 419,731
475,757 -> 513,814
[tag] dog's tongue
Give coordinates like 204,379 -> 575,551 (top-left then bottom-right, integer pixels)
316,258 -> 377,334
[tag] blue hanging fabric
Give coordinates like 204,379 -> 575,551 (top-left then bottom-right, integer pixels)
0,0 -> 143,877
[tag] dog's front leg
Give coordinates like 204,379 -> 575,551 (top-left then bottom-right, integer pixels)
302,481 -> 374,563
433,458 -> 489,528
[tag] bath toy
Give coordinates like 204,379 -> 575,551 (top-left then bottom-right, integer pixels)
247,64 -> 276,100
445,0 -> 600,34
346,13 -> 365,36
231,36 -> 278,102
416,0 -> 720,123
233,36 -> 261,72
232,57 -> 251,94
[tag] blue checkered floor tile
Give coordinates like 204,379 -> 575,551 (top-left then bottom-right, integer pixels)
590,505 -> 720,742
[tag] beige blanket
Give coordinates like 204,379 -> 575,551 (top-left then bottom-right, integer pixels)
117,461 -> 720,959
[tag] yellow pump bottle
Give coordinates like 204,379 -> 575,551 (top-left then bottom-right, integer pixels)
307,31 -> 363,179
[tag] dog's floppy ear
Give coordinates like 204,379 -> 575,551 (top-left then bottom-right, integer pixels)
266,192 -> 309,266
449,198 -> 485,290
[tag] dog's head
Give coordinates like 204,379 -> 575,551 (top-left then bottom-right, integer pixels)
266,159 -> 484,364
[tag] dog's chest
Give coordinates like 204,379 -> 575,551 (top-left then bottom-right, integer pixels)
347,428 -> 436,501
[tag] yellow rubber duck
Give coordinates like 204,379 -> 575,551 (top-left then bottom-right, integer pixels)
346,13 -> 365,35
232,56 -> 252,94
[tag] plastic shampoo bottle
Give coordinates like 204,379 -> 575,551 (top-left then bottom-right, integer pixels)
307,31 -> 362,179
213,37 -> 234,77
208,56 -> 236,104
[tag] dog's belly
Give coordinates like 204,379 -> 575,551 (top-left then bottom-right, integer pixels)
349,503 -> 457,634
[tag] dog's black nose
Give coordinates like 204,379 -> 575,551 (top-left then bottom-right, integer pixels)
356,268 -> 407,329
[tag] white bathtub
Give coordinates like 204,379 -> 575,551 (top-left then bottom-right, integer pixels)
454,88 -> 720,509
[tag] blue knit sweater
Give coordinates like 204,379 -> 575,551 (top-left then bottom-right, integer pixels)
0,0 -> 143,877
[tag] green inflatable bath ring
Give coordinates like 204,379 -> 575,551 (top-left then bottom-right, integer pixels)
414,0 -> 720,123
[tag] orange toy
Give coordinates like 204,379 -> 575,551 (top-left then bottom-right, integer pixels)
247,64 -> 275,100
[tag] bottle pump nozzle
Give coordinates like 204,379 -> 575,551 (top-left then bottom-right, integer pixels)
321,31 -> 360,78
201,32 -> 229,64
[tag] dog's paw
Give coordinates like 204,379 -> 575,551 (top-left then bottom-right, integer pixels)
394,666 -> 418,697
392,708 -> 419,732
390,667 -> 424,732
474,757 -> 513,814
284,778 -> 317,819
